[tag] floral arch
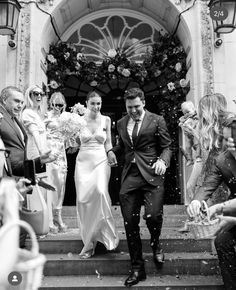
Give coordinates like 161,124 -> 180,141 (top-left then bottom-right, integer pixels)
45,13 -> 190,203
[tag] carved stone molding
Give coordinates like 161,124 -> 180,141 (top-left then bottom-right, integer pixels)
200,0 -> 214,95
16,2 -> 31,92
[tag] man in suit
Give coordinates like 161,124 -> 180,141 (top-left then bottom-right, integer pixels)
187,116 -> 236,290
108,88 -> 172,287
0,86 -> 52,177
0,86 -> 53,248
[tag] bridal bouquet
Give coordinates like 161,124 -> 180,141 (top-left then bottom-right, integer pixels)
70,102 -> 87,116
57,111 -> 86,140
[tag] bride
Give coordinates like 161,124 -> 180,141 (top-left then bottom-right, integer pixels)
74,91 -> 119,258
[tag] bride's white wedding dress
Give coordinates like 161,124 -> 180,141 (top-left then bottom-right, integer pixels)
74,115 -> 119,256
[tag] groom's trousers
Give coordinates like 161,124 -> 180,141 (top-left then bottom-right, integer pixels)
119,163 -> 164,271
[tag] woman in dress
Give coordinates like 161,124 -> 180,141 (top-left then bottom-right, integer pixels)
45,92 -> 68,232
22,85 -> 57,233
75,91 -> 119,258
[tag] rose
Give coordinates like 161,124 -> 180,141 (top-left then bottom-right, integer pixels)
122,68 -> 131,77
117,66 -> 123,73
64,52 -> 70,60
179,78 -> 187,88
90,80 -> 98,87
107,49 -> 117,58
47,54 -> 57,64
76,53 -> 83,60
175,62 -> 182,72
167,82 -> 175,91
108,64 -> 116,72
49,80 -> 59,89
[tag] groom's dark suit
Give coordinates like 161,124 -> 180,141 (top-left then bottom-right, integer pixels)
113,110 -> 172,271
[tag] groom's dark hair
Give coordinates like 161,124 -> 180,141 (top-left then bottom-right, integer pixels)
124,88 -> 145,102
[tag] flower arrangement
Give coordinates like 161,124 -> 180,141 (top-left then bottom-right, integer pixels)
57,111 -> 86,140
45,33 -> 189,98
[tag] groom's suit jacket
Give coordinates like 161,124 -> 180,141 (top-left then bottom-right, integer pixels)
0,106 -> 45,177
113,110 -> 172,187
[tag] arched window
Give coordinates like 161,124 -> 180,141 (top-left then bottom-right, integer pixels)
66,14 -> 166,63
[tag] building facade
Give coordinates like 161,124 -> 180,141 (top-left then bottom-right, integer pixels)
1,0 -> 236,203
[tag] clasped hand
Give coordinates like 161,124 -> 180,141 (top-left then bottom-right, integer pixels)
107,151 -> 118,167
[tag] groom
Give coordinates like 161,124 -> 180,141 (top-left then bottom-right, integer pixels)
108,88 -> 172,287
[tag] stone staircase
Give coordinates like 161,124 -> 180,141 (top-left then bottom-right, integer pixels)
35,205 -> 224,289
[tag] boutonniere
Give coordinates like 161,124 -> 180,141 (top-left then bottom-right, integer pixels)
103,128 -> 106,132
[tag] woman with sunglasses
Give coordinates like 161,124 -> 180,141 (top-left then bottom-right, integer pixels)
22,85 -> 57,234
45,92 -> 68,232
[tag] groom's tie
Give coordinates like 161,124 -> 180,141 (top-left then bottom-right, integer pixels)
132,120 -> 139,144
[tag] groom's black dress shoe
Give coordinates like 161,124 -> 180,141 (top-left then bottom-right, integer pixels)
124,270 -> 146,287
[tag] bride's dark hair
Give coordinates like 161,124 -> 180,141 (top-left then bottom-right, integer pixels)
86,91 -> 101,101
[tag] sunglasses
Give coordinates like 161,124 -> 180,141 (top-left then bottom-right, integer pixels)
32,91 -> 44,97
54,104 -> 64,108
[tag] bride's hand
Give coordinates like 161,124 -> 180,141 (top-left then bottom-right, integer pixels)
108,151 -> 118,167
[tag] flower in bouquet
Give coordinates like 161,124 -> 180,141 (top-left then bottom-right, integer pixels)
58,111 -> 86,139
70,102 -> 87,116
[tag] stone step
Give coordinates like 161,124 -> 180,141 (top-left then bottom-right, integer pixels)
40,275 -> 223,289
62,205 -> 187,217
62,215 -> 187,228
61,206 -> 188,228
35,228 -> 214,254
43,252 -> 219,276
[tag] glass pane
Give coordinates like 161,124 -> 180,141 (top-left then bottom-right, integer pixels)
13,8 -> 20,31
0,4 -> 7,26
7,4 -> 13,27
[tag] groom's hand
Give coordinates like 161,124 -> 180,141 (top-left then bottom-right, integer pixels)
152,159 -> 166,175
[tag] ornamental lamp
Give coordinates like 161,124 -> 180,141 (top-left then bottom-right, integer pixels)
0,0 -> 21,35
208,0 -> 236,34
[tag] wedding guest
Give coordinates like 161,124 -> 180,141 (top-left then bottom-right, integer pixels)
186,93 -> 229,204
179,101 -> 199,166
0,86 -> 52,177
22,85 -> 57,234
187,116 -> 236,290
0,86 -> 53,246
45,92 -> 68,232
74,91 -> 119,258
178,94 -> 229,233
108,88 -> 172,287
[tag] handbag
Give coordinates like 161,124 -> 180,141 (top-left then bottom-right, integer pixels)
20,185 -> 49,235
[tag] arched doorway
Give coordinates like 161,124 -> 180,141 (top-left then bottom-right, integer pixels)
44,4 -> 191,205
